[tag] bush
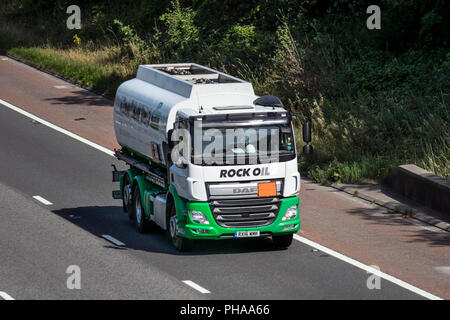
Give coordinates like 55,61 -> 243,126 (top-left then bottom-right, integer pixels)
159,0 -> 199,50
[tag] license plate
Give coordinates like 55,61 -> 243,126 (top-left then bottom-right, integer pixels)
234,231 -> 260,238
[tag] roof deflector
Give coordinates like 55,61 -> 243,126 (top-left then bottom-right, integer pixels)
253,95 -> 284,108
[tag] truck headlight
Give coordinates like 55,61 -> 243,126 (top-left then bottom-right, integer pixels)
190,210 -> 210,225
282,205 -> 298,221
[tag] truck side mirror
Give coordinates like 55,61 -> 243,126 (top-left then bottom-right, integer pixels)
302,120 -> 313,155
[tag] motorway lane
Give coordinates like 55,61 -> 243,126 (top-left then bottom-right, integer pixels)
0,181 -> 202,300
0,104 -> 425,299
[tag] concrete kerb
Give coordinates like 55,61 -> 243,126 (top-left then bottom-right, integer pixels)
383,165 -> 450,215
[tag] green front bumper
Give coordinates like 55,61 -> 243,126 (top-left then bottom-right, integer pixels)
179,196 -> 300,239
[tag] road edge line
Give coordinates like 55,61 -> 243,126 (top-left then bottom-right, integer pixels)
0,98 -> 114,157
293,234 -> 443,300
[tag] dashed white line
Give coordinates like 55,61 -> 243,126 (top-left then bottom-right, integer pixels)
32,195 -> 53,206
0,291 -> 15,300
182,280 -> 211,294
293,234 -> 443,300
101,234 -> 126,247
0,98 -> 114,157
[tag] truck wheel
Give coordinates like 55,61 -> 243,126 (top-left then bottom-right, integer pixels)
273,234 -> 293,248
123,173 -> 134,220
133,185 -> 154,233
167,204 -> 189,252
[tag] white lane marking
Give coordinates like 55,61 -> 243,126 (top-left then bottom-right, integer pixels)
32,195 -> 53,206
293,234 -> 443,300
1,96 -> 443,300
53,85 -> 73,89
101,234 -> 125,247
182,280 -> 211,294
434,266 -> 450,276
0,98 -> 114,157
0,291 -> 15,300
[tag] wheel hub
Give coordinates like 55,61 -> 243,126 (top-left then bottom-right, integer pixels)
135,196 -> 142,222
124,185 -> 131,204
170,215 -> 178,238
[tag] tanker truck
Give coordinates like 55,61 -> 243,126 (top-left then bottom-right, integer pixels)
112,63 -> 301,251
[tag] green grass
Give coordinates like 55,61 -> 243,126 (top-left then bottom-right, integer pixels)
302,158 -> 398,185
8,46 -> 133,96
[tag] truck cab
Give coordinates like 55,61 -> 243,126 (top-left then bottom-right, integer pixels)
113,63 -> 301,251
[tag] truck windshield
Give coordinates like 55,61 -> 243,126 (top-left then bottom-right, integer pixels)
191,123 -> 295,165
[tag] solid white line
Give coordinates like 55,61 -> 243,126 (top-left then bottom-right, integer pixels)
0,291 -> 15,300
0,98 -> 114,157
32,195 -> 53,206
182,280 -> 211,294
101,234 -> 126,247
293,234 -> 443,300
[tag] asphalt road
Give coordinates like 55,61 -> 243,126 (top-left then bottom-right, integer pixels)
0,104 -> 426,300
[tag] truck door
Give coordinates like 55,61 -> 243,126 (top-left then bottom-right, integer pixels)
169,117 -> 191,199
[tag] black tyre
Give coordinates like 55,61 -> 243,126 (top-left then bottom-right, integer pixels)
166,204 -> 189,252
273,234 -> 293,248
123,173 -> 134,220
133,185 -> 154,233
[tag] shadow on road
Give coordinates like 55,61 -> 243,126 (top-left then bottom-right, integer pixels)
52,206 -> 283,256
44,90 -> 112,107
345,206 -> 450,247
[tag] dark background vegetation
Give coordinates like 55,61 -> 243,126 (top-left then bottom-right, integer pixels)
1,0 -> 449,183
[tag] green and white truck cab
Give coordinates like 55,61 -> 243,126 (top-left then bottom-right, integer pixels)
113,63 -> 301,251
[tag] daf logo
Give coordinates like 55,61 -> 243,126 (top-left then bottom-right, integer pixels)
233,187 -> 257,194
220,167 -> 270,178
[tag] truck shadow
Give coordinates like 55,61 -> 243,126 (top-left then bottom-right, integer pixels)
345,206 -> 450,247
52,206 -> 283,256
